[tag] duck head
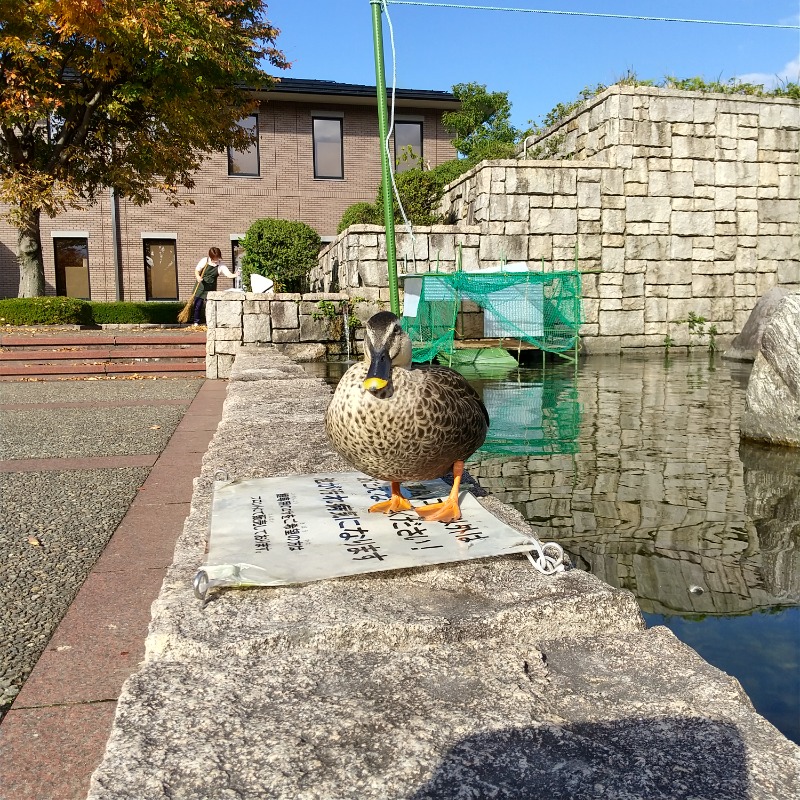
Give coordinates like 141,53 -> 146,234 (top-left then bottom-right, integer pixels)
362,311 -> 412,394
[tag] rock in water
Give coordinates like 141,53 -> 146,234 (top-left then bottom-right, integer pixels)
724,286 -> 788,362
740,292 -> 800,447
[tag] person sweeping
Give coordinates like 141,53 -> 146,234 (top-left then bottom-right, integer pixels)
181,247 -> 239,326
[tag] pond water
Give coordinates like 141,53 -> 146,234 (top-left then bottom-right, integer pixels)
305,353 -> 800,744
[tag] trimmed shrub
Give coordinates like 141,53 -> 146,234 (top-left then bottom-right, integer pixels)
89,302 -> 185,324
240,218 -> 322,293
374,158 -> 476,226
336,202 -> 380,234
0,298 -> 187,326
0,296 -> 93,326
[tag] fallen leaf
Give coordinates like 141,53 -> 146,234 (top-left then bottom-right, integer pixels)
149,425 -> 162,429
28,535 -> 43,547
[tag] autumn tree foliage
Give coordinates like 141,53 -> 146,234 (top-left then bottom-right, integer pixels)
0,0 -> 288,296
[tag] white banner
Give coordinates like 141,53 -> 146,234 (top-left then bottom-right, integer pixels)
195,472 -> 537,593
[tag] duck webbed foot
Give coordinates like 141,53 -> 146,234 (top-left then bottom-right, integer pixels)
414,461 -> 465,523
369,481 -> 414,514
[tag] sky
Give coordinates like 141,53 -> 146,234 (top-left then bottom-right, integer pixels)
265,0 -> 800,130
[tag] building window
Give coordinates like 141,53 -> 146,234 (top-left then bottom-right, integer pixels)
395,121 -> 423,173
228,115 -> 260,176
54,237 -> 90,299
313,117 -> 343,179
143,239 -> 178,300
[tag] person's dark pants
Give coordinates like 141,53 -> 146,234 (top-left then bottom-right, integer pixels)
192,297 -> 205,324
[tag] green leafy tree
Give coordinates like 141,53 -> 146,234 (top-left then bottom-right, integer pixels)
0,0 -> 288,296
442,82 -> 520,160
241,218 -> 321,293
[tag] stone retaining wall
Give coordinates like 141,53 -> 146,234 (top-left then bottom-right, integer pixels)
306,86 -> 798,355
204,291 -> 380,379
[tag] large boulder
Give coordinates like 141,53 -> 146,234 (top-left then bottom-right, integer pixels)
740,292 -> 800,447
724,286 -> 788,361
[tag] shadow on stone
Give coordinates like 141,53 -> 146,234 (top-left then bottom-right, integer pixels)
408,717 -> 749,800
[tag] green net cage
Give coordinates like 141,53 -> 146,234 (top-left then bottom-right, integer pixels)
401,269 -> 582,364
476,373 -> 581,456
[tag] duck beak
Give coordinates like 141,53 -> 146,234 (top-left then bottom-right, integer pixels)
364,348 -> 391,392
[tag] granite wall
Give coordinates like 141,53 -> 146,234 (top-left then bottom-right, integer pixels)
310,86 -> 799,354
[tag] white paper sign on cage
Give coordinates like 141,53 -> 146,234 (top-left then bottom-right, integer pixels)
193,472 -> 537,598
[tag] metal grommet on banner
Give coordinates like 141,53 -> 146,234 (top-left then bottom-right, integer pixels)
214,470 -> 230,482
523,535 -> 566,575
193,570 -> 210,601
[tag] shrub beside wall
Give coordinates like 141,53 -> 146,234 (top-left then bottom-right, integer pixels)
0,298 -> 185,326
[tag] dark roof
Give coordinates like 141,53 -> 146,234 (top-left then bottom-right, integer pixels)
262,77 -> 459,108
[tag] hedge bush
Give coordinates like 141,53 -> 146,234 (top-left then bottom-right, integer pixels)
89,302 -> 185,324
0,297 -> 93,326
0,297 -> 185,326
241,218 -> 321,292
336,202 -> 380,233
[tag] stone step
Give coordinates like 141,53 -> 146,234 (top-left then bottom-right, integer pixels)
0,330 -> 208,379
0,346 -> 205,361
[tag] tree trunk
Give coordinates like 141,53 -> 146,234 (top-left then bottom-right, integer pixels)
16,205 -> 46,297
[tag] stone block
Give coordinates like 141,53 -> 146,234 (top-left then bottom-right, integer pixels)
626,197 -> 671,223
213,340 -> 241,356
599,309 -> 644,335
669,236 -> 693,260
714,237 -> 739,261
553,194 -> 578,208
215,299 -> 243,329
527,237 -> 553,260
358,260 -> 389,288
602,209 -> 626,234
272,328 -> 300,343
601,247 -> 625,272
715,161 -> 758,187
692,160 -> 715,186
759,128 -> 800,152
243,299 -> 272,315
622,296 -> 645,311
649,172 -> 694,198
757,237 -> 795,260
479,234 -> 527,262
671,211 -> 715,237
672,136 -> 715,160
578,206 -> 601,221
488,194 -> 529,222
645,297 -> 668,322
778,174 -> 799,199
243,313 -> 272,344
622,273 -> 644,297
760,199 -> 799,224
600,169 -> 624,195
529,208 -> 578,235
270,300 -> 299,329
625,235 -> 668,260
577,181 -> 602,208
648,261 -> 692,285
213,328 -> 242,341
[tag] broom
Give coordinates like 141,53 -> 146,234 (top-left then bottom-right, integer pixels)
177,260 -> 208,324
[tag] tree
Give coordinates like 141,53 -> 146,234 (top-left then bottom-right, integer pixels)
0,0 -> 288,296
442,83 -> 520,161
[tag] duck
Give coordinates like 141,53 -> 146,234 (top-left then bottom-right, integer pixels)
325,311 -> 489,523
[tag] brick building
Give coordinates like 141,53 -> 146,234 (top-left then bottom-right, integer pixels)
0,78 -> 459,300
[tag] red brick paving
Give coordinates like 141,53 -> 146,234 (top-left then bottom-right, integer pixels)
0,379 -> 226,800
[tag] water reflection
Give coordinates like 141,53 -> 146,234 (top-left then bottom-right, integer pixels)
469,356 -> 800,619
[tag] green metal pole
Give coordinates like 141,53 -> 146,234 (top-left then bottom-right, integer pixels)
370,0 -> 400,316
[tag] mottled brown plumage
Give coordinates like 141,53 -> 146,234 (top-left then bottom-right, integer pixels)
325,311 -> 488,521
